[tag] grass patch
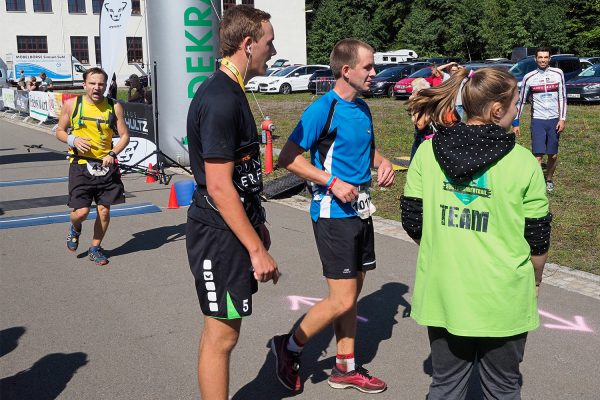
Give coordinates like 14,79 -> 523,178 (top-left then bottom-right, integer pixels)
249,92 -> 600,275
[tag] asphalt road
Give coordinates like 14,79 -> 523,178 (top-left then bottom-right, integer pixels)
1,119 -> 599,399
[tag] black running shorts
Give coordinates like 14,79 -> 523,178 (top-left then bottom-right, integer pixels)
186,218 -> 258,319
312,216 -> 376,279
67,163 -> 125,209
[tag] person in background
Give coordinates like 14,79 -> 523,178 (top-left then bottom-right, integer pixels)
402,67 -> 551,399
27,76 -> 39,91
512,47 -> 566,192
39,72 -> 54,92
127,74 -> 145,103
108,73 -> 118,100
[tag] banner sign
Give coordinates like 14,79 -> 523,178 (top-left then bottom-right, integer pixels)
2,88 -> 16,110
147,0 -> 221,166
15,91 -> 29,113
114,102 -> 157,167
100,0 -> 132,96
14,53 -> 72,80
48,93 -> 62,118
29,91 -> 50,122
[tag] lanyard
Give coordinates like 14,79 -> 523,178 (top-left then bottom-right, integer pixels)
221,58 -> 245,90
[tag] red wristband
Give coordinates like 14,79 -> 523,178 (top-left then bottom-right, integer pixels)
328,177 -> 338,190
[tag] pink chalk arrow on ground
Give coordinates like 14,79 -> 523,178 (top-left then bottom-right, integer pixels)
288,295 -> 323,311
538,309 -> 594,332
287,296 -> 369,323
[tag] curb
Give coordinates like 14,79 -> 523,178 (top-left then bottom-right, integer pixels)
271,195 -> 600,301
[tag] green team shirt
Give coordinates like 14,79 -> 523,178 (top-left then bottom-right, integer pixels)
404,140 -> 549,337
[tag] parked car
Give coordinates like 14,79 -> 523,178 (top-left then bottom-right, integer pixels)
308,69 -> 335,93
393,66 -> 433,99
509,54 -> 583,88
463,62 -> 513,71
259,65 -> 329,94
566,63 -> 600,102
426,57 -> 464,65
265,58 -> 291,75
373,63 -> 404,74
245,69 -> 278,92
363,63 -> 430,98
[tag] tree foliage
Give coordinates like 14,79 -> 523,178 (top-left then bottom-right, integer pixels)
306,0 -> 600,63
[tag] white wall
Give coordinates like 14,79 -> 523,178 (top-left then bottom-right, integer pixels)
0,0 -> 307,83
254,0 -> 307,65
0,0 -> 149,84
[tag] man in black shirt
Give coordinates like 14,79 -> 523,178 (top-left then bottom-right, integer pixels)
185,5 -> 278,399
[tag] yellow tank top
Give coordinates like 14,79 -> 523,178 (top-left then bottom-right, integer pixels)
69,97 -> 115,164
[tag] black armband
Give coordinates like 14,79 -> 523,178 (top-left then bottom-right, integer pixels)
524,213 -> 552,255
401,195 -> 423,240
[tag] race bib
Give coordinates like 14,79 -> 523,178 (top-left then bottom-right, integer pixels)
86,161 -> 109,177
351,189 -> 376,219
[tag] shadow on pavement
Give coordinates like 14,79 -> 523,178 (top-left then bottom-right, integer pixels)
104,223 -> 186,258
0,327 -> 26,358
232,282 -> 411,398
0,352 -> 88,400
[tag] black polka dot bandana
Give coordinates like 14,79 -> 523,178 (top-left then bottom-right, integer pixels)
432,123 -> 515,183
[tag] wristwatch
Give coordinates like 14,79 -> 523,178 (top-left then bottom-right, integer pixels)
108,151 -> 117,158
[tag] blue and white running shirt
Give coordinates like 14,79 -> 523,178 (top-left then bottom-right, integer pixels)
289,90 -> 375,221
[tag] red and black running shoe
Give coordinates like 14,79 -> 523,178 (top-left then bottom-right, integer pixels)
271,334 -> 302,391
327,365 -> 387,393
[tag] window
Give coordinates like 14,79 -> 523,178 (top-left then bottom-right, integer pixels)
223,0 -> 235,11
6,0 -> 25,11
132,0 -> 140,14
92,0 -> 103,14
126,37 -> 143,64
68,0 -> 86,13
70,36 -> 89,64
95,36 -> 101,65
17,36 -> 48,53
241,0 -> 254,5
33,0 -> 52,12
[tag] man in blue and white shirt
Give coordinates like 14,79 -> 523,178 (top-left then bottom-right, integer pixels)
271,38 -> 395,394
512,47 -> 567,192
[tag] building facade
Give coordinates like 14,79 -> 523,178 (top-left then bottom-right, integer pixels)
0,0 -> 306,84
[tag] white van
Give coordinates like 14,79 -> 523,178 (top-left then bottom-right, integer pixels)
374,49 -> 418,64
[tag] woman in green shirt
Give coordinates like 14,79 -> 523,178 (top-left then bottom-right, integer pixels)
402,68 -> 551,400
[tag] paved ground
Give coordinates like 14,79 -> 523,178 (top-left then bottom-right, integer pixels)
1,117 -> 599,399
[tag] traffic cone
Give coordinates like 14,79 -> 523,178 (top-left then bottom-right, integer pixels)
146,163 -> 157,183
167,184 -> 180,209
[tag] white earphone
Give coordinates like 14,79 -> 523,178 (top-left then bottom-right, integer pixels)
246,45 -> 252,54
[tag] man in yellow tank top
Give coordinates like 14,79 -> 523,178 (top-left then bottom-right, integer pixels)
55,67 -> 130,265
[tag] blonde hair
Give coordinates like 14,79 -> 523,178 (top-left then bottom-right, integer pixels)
408,67 -> 517,126
329,39 -> 374,79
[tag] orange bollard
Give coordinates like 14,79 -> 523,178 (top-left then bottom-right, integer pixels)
167,184 -> 180,209
261,116 -> 275,174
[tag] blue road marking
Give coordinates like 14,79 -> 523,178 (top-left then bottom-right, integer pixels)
0,203 -> 162,229
0,176 -> 69,187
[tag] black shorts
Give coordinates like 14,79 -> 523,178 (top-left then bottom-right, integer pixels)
312,216 -> 376,279
186,217 -> 258,319
67,163 -> 125,209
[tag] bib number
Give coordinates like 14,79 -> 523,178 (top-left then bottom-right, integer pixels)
351,190 -> 376,219
86,161 -> 109,177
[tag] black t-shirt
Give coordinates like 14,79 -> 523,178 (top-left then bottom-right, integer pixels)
186,70 -> 264,229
